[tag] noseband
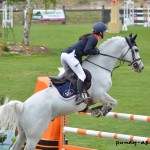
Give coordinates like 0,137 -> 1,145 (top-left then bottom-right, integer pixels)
85,37 -> 141,75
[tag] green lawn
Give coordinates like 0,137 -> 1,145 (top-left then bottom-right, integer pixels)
0,24 -> 150,150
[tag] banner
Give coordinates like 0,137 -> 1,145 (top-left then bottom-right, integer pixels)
31,9 -> 65,22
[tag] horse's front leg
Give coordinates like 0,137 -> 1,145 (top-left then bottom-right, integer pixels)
90,92 -> 117,117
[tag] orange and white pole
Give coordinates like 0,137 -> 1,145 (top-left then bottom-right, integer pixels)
78,112 -> 150,122
64,127 -> 150,143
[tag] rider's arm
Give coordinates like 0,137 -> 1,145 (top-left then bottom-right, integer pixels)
83,35 -> 100,55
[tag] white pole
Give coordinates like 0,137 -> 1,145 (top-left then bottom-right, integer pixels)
127,1 -> 129,19
2,1 -> 4,27
2,1 -> 7,28
78,112 -> 150,122
132,1 -> 134,25
130,1 -> 134,25
5,3 -> 7,27
148,1 -> 150,26
122,1 -> 128,31
64,127 -> 150,143
10,5 -> 13,27
2,1 -> 13,28
123,2 -> 125,21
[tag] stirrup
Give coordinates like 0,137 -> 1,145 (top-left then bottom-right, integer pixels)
76,97 -> 84,105
75,97 -> 90,105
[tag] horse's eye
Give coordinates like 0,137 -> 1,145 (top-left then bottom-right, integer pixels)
134,49 -> 138,52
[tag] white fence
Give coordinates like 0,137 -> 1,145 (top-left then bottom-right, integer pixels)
134,8 -> 150,25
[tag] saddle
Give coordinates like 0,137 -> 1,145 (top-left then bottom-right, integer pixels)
49,68 -> 92,97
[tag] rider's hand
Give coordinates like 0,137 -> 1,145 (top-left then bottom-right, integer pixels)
95,48 -> 100,54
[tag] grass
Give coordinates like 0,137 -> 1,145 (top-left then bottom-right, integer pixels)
0,24 -> 150,150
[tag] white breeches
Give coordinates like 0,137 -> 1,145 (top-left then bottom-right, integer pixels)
61,51 -> 86,82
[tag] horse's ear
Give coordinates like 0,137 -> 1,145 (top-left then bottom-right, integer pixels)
129,33 -> 132,38
132,34 -> 137,41
131,34 -> 137,43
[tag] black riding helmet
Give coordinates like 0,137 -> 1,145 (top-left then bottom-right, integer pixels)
92,22 -> 107,38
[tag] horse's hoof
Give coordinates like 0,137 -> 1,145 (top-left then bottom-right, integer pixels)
91,109 -> 103,118
102,106 -> 112,116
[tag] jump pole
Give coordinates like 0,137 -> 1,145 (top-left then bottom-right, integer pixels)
79,112 -> 150,122
147,0 -> 150,26
2,1 -> 13,28
63,127 -> 150,143
61,112 -> 150,149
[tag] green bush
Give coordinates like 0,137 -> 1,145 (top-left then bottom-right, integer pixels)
1,45 -> 10,52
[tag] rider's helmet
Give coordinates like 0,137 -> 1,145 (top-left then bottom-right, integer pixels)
92,22 -> 107,34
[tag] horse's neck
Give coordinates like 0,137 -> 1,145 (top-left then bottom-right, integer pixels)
84,37 -> 124,73
86,55 -> 117,74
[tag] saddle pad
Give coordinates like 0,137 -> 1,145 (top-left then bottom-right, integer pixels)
51,80 -> 77,99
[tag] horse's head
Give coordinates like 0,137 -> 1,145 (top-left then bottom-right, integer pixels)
121,34 -> 144,72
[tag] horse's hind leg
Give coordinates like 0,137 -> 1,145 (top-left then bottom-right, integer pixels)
10,123 -> 26,150
10,133 -> 26,150
24,130 -> 46,150
24,138 -> 40,150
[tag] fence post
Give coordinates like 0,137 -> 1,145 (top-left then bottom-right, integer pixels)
102,5 -> 105,22
62,5 -> 66,24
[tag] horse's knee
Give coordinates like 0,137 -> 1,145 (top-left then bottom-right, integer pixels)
102,99 -> 117,108
110,100 -> 117,107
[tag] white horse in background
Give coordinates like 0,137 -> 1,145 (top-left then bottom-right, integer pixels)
0,34 -> 144,150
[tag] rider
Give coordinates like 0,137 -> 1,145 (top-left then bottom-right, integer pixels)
61,22 -> 107,105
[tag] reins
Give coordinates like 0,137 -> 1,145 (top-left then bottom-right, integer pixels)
85,59 -> 113,74
85,54 -> 125,76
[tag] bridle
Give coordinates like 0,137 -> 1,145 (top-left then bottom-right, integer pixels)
85,37 -> 141,75
124,37 -> 141,66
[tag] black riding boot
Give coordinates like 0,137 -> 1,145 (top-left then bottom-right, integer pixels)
75,79 -> 86,105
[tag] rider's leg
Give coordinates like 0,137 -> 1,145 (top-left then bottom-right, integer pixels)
61,52 -> 89,105
73,66 -> 90,105
75,78 -> 85,105
70,62 -> 88,105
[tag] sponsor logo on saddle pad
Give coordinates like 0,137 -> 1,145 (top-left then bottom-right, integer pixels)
52,80 -> 76,99
63,89 -> 74,97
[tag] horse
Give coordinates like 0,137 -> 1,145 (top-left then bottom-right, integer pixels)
0,34 -> 144,150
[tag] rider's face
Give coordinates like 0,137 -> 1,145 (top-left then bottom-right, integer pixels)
103,31 -> 106,37
99,31 -> 106,40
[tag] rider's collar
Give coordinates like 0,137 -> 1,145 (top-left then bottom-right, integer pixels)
93,34 -> 100,40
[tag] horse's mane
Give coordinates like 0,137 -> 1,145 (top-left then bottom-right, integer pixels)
84,36 -> 125,61
98,36 -> 124,51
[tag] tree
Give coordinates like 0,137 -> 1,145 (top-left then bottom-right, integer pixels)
7,0 -> 56,45
22,0 -> 34,45
23,0 -> 56,45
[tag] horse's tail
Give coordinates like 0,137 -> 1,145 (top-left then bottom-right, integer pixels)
0,98 -> 23,133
